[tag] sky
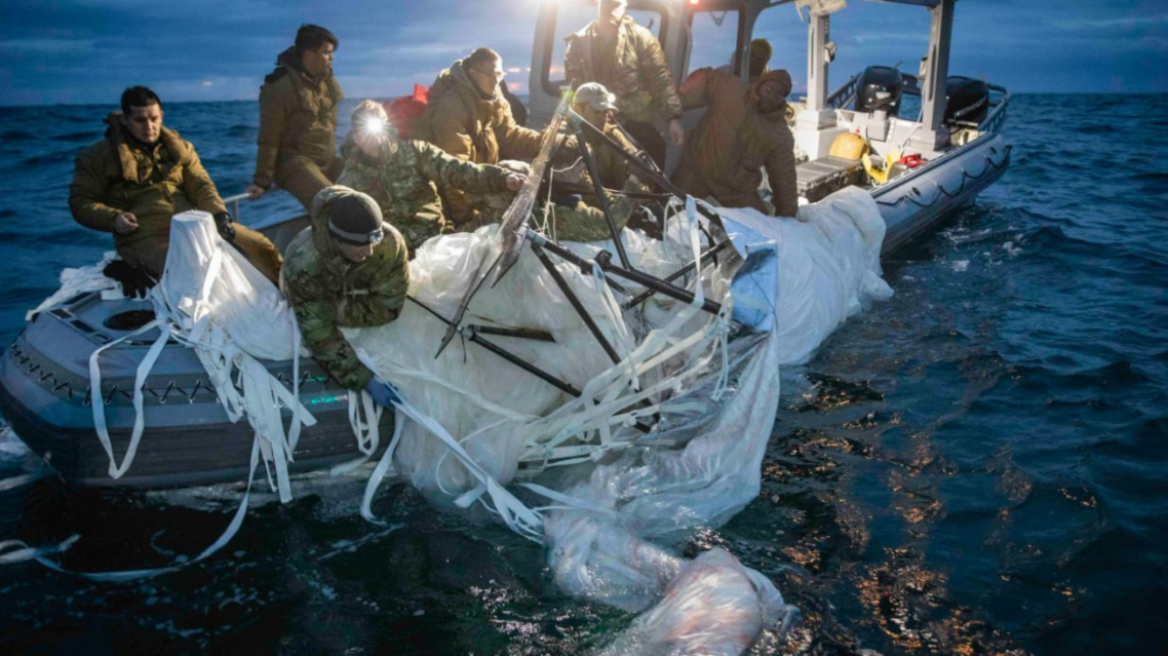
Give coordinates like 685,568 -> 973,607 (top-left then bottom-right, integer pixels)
0,0 -> 1164,107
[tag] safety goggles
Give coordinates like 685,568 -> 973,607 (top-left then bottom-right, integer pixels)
328,219 -> 384,246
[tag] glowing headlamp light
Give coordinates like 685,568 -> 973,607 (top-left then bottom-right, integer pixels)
361,115 -> 388,136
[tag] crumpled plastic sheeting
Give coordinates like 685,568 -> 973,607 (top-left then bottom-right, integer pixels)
346,187 -> 889,653
719,186 -> 893,365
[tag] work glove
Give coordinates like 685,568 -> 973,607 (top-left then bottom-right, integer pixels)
102,260 -> 157,299
365,379 -> 402,408
212,211 -> 236,243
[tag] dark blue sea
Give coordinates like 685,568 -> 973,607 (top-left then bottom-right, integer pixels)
0,95 -> 1165,655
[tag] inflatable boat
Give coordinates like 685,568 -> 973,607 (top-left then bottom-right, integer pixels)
0,0 -> 1009,491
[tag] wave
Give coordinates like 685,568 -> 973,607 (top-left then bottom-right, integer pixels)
0,130 -> 37,142
224,125 -> 255,139
50,131 -> 98,143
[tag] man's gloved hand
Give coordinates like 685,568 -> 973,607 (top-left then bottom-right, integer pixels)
213,211 -> 236,242
102,260 -> 157,299
365,379 -> 402,408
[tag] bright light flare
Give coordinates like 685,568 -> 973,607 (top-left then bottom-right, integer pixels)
361,115 -> 388,136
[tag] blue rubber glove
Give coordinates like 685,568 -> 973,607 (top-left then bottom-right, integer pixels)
365,379 -> 401,408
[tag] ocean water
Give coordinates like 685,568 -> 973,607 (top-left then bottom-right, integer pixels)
0,94 -> 1165,655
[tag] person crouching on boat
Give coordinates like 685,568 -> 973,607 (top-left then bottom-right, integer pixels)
670,69 -> 799,218
281,186 -> 408,407
69,86 -> 283,296
245,24 -> 344,211
337,100 -> 525,257
539,82 -> 649,242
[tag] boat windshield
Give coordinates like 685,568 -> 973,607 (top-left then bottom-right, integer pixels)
687,6 -> 744,75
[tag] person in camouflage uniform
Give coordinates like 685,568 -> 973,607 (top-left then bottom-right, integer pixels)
282,186 -> 409,393
538,83 -> 647,243
246,25 -> 345,211
70,86 -> 283,287
564,0 -> 684,167
337,101 -> 525,255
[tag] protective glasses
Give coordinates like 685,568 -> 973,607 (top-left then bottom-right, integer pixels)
328,219 -> 385,246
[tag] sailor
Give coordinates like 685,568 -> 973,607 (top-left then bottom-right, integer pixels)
716,38 -> 773,84
281,186 -> 408,407
337,100 -> 526,256
245,24 -> 345,211
69,86 -> 283,295
671,68 -> 799,218
563,0 -> 684,168
413,47 -> 549,228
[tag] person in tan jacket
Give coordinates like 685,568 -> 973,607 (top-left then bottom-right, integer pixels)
413,47 -> 545,227
564,0 -> 684,168
671,68 -> 799,218
69,86 -> 283,292
245,24 -> 344,211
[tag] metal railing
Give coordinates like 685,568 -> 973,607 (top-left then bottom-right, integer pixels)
222,192 -> 251,221
980,83 -> 1011,135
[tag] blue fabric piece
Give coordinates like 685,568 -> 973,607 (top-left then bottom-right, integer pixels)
366,379 -> 402,408
722,215 -> 779,333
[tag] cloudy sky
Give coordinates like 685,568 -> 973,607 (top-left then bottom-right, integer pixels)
1,0 -> 1164,107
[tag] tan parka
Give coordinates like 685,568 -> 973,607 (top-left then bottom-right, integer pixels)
70,115 -> 225,262
253,47 -> 345,190
672,68 -> 798,217
413,59 -> 544,226
564,16 -> 683,126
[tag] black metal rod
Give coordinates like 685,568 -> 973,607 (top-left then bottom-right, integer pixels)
622,239 -> 732,310
469,325 -> 556,343
530,231 -> 723,316
530,242 -> 623,366
408,296 -> 581,397
570,110 -> 726,231
571,116 -> 632,270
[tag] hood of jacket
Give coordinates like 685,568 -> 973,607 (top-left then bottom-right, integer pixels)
101,111 -> 189,182
446,58 -> 500,103
309,185 -> 361,273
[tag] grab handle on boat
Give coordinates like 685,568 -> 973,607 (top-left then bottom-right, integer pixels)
222,192 -> 251,221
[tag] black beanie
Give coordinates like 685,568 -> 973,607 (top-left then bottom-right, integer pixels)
328,193 -> 383,243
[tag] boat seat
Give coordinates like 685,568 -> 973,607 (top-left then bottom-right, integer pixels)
796,156 -> 865,203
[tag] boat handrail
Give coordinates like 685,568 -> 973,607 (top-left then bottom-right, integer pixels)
979,84 -> 1011,135
222,192 -> 251,221
825,73 -> 860,109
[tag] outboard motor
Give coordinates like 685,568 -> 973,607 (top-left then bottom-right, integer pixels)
944,76 -> 989,127
855,65 -> 904,116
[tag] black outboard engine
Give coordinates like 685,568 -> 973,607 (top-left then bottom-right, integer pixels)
855,65 -> 904,116
944,76 -> 989,127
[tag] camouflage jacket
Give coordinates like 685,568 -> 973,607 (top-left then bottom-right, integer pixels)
282,186 -> 410,390
254,47 -> 345,189
564,17 -> 683,125
676,67 -> 798,217
579,121 -> 636,205
337,137 -> 512,252
70,115 -> 225,251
